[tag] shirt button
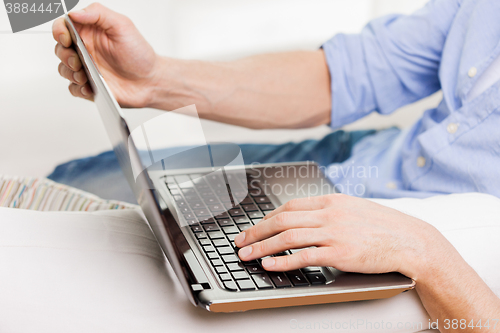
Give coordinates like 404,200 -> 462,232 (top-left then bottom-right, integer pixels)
468,67 -> 477,78
447,122 -> 459,134
385,182 -> 397,190
417,156 -> 426,168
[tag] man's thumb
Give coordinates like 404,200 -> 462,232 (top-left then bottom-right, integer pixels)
68,3 -> 121,31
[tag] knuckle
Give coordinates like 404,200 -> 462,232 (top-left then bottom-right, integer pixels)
274,212 -> 289,228
285,198 -> 299,211
282,229 -> 298,245
300,249 -> 315,265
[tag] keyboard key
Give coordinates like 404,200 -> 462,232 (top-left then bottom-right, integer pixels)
207,231 -> 224,239
215,212 -> 230,219
194,209 -> 211,217
246,264 -> 265,274
306,272 -> 326,285
239,196 -> 254,205
222,226 -> 239,234
203,197 -> 219,204
227,263 -> 244,271
176,200 -> 187,207
232,271 -> 250,280
184,213 -> 196,220
190,225 -> 203,233
302,266 -> 321,273
200,217 -> 215,224
236,279 -> 256,291
198,239 -> 211,246
233,216 -> 250,224
224,281 -> 238,291
219,273 -> 232,281
249,189 -> 264,197
208,204 -> 225,212
287,270 -> 309,286
217,246 -> 234,255
254,196 -> 271,204
216,266 -> 228,274
226,234 -> 237,242
189,201 -> 205,209
203,245 -> 215,252
184,194 -> 201,202
222,254 -> 239,263
269,272 -> 291,288
252,273 -> 274,289
185,219 -> 198,225
211,259 -> 223,266
195,233 -> 207,239
247,211 -> 264,219
228,208 -> 245,217
212,238 -> 230,247
238,223 -> 252,231
258,203 -> 275,210
217,219 -> 234,227
182,188 -> 196,195
242,204 -> 258,212
203,224 -> 220,232
208,252 -> 219,259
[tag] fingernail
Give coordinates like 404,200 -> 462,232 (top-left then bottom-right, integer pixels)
238,246 -> 252,259
234,232 -> 245,245
262,258 -> 275,268
68,56 -> 76,70
59,34 -> 68,46
73,71 -> 82,84
81,86 -> 88,96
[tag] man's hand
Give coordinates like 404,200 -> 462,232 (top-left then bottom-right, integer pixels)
52,3 -> 160,108
235,194 -> 447,280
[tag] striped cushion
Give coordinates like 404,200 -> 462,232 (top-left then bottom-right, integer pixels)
0,175 -> 136,211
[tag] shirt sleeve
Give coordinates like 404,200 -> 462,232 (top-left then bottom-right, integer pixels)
322,0 -> 461,128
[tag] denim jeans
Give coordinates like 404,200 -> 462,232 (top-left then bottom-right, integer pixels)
48,129 -> 376,204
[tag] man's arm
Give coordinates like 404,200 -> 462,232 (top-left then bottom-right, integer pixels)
234,194 -> 500,333
148,52 -> 331,129
52,3 -> 331,130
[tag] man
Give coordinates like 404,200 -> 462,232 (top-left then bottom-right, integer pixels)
51,1 -> 500,331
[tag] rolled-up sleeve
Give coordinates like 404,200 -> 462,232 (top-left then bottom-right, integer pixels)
322,0 -> 461,128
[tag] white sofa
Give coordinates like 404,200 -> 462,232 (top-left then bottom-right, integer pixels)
1,192 -> 499,333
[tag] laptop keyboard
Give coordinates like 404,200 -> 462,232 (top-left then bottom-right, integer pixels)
165,172 -> 327,292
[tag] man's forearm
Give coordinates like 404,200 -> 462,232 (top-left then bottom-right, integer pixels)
412,233 -> 500,332
147,50 -> 332,129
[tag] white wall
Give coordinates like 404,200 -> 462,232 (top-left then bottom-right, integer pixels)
0,0 -> 439,178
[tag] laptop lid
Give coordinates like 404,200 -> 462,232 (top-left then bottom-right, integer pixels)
64,15 -> 198,306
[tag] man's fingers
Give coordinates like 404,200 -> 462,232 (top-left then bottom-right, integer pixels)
55,43 -> 82,71
261,247 -> 332,271
262,196 -> 330,221
238,228 -> 328,261
234,210 -> 322,248
68,83 -> 94,100
58,63 -> 88,85
52,17 -> 71,47
69,3 -> 129,32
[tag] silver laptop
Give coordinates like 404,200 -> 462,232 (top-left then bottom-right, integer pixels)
65,15 -> 414,312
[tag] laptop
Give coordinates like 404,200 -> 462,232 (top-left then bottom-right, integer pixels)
64,15 -> 415,312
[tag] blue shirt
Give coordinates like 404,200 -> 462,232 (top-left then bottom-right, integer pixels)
322,0 -> 500,198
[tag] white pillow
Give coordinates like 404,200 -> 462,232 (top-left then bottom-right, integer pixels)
0,193 -> 498,333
